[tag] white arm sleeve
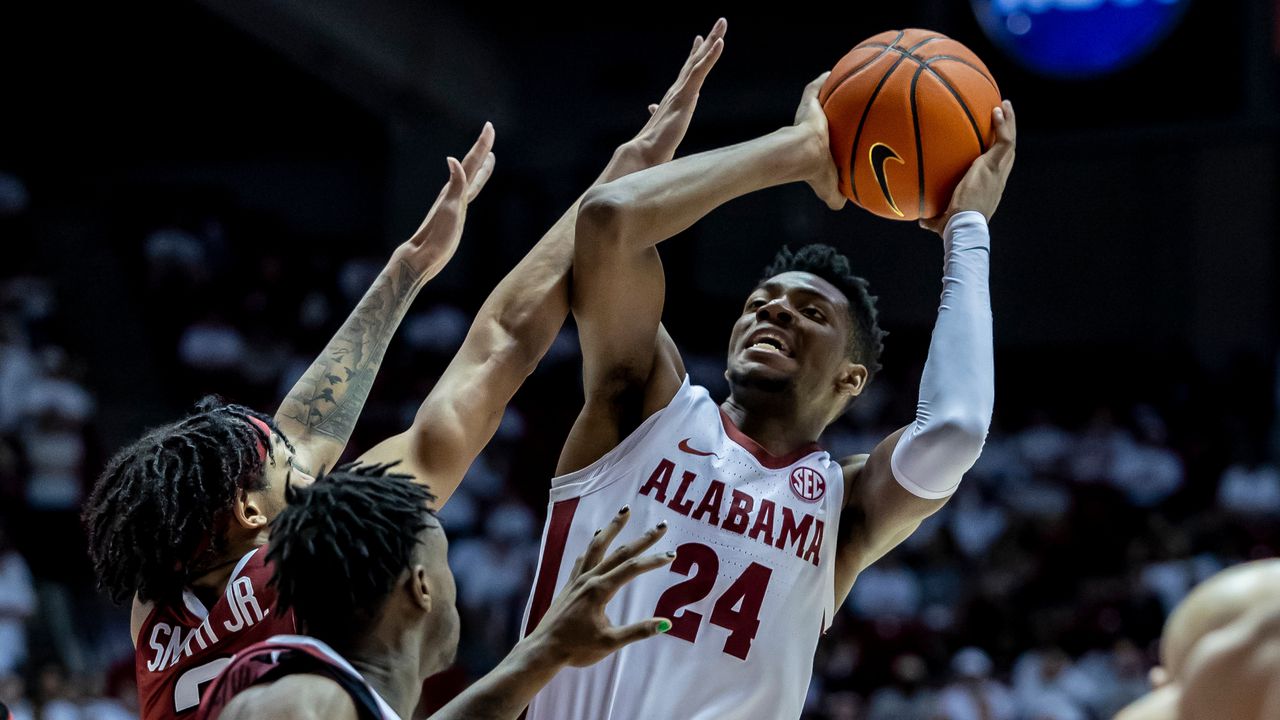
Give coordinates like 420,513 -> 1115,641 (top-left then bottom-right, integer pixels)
889,211 -> 995,499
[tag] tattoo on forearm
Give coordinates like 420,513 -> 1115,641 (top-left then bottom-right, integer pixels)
278,260 -> 423,453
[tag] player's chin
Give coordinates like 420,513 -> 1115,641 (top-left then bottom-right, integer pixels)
728,358 -> 797,390
739,346 -> 799,370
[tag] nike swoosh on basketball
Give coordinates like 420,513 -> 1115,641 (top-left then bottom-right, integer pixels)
678,438 -> 716,457
869,142 -> 906,218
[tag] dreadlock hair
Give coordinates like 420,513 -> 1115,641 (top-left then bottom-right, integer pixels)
84,396 -> 285,606
761,244 -> 887,380
267,462 -> 438,648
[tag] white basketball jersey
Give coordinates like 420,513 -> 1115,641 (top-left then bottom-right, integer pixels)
522,377 -> 844,720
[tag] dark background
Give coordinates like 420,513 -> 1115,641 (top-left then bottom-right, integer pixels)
4,0 -> 1276,444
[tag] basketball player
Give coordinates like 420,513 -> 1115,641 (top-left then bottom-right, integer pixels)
196,464 -> 675,720
520,20 -> 1016,719
83,25 -> 723,719
84,124 -> 495,719
1114,559 -> 1280,720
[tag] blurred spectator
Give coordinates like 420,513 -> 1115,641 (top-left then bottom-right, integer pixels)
1218,457 -> 1280,517
0,522 -> 34,674
34,665 -> 79,720
947,485 -> 1008,559
937,647 -> 1015,720
1011,647 -> 1089,720
0,172 -> 30,217
18,350 -> 92,512
1141,551 -> 1224,616
847,558 -> 922,620
1080,641 -> 1151,718
143,227 -> 208,286
1014,411 -> 1073,475
0,673 -> 33,720
1109,416 -> 1184,508
402,304 -> 470,354
0,314 -> 38,434
451,503 -> 539,614
76,671 -> 134,720
177,313 -> 248,373
865,654 -> 937,720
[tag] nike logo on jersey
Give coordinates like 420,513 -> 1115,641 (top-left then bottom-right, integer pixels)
678,438 -> 717,457
869,142 -> 906,218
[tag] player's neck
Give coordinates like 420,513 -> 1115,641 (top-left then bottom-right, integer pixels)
343,631 -> 424,719
720,396 -> 825,456
188,535 -> 262,597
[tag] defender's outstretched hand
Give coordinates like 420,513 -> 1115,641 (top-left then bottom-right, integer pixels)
920,100 -> 1016,235
525,509 -> 674,668
397,122 -> 497,281
621,18 -> 726,170
792,72 -> 846,211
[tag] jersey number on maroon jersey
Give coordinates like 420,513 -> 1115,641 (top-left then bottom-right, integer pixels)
174,657 -> 231,712
652,542 -> 773,660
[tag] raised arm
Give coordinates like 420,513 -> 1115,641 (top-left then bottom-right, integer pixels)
835,102 -> 1015,605
275,126 -> 495,476
430,511 -> 673,720
568,65 -> 844,457
357,20 -> 726,503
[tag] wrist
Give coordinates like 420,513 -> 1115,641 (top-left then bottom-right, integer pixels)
389,246 -> 440,286
602,142 -> 650,182
768,126 -> 826,184
505,635 -> 568,679
942,211 -> 989,253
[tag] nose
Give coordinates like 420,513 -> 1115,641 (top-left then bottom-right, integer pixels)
756,298 -> 794,326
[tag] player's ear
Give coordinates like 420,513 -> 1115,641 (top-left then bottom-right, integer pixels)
410,565 -> 432,614
232,489 -> 270,531
1150,665 -> 1169,688
836,361 -> 868,399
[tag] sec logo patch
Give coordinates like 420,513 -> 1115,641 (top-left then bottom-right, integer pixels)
789,466 -> 826,503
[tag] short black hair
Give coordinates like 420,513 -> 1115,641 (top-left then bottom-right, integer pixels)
268,462 -> 437,647
761,243 -> 886,379
84,397 -> 283,605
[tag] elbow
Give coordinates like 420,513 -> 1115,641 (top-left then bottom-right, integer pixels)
577,185 -> 632,250
920,411 -> 990,460
488,317 -> 545,380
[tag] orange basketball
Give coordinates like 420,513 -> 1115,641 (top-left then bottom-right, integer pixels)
819,29 -> 1002,222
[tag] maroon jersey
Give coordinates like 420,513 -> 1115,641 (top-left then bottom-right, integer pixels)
195,635 -> 399,720
135,546 -> 295,719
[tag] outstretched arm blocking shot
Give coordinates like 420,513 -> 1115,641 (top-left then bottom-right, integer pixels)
276,125 -> 497,477
359,20 -> 728,505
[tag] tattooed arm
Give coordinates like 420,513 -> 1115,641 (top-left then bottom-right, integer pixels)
276,125 -> 496,475
357,20 -> 723,505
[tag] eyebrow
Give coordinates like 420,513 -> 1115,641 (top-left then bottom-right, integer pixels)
757,281 -> 842,308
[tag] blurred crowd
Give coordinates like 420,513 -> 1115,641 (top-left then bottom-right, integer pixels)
1,168 -> 1277,720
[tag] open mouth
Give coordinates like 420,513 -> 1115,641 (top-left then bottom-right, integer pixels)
746,332 -> 792,357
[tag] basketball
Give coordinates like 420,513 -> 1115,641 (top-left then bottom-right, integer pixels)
819,29 -> 1002,221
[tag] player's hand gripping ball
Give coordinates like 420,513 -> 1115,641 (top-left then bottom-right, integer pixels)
820,29 -> 1002,221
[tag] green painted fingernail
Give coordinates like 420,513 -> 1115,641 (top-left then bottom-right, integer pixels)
657,619 -> 672,633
